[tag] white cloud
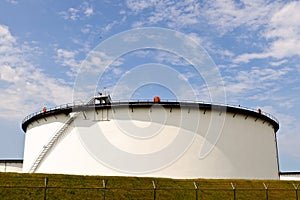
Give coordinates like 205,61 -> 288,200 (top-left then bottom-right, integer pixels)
60,7 -> 80,21
202,0 -> 282,34
126,0 -> 201,28
84,6 -> 93,17
70,50 -> 125,101
0,64 -> 73,120
234,1 -> 300,63
186,32 -> 203,46
269,39 -> 300,59
60,2 -> 94,20
265,1 -> 300,40
0,25 -> 16,49
5,0 -> 18,5
125,0 -> 299,65
0,24 -> 73,120
224,66 -> 291,99
126,0 -> 155,13
153,51 -> 189,66
0,64 -> 20,82
69,8 -> 80,20
149,1 -> 201,28
81,24 -> 92,34
233,52 -> 271,64
124,0 -> 291,65
270,59 -> 288,67
129,49 -> 192,67
101,21 -> 118,34
56,49 -> 79,68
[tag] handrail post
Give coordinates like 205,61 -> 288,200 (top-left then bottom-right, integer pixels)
194,182 -> 199,200
152,180 -> 156,200
263,183 -> 269,200
231,182 -> 236,200
293,183 -> 299,200
44,177 -> 48,200
102,179 -> 107,200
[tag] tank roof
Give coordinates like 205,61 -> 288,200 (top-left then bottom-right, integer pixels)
0,159 -> 23,163
21,100 -> 279,133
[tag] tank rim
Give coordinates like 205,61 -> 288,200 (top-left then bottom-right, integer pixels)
21,100 -> 279,133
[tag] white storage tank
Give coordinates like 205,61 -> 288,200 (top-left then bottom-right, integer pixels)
0,159 -> 23,173
22,95 -> 280,179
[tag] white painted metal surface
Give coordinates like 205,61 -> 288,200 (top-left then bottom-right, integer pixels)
280,173 -> 300,180
22,103 -> 279,179
0,160 -> 23,173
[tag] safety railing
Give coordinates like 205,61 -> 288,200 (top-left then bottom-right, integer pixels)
22,102 -> 85,124
22,99 -> 279,126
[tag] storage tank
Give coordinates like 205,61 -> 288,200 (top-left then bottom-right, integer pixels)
22,95 -> 279,179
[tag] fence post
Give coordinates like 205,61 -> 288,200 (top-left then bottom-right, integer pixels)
194,182 -> 199,200
293,183 -> 299,200
231,182 -> 236,200
152,180 -> 156,200
102,179 -> 107,200
44,177 -> 48,200
263,183 -> 269,200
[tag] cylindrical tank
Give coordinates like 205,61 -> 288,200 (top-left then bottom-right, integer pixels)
22,100 -> 279,179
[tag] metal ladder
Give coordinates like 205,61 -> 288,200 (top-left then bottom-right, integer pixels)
29,112 -> 79,173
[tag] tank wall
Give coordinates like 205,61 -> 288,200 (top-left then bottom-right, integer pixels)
22,114 -> 68,172
0,162 -> 23,173
280,174 -> 300,180
215,114 -> 278,179
23,106 -> 279,179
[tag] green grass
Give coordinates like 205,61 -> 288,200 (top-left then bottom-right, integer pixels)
0,172 -> 299,199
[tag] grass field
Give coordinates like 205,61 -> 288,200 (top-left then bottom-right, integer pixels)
0,172 -> 299,199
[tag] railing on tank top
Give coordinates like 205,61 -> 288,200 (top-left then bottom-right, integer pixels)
22,99 -> 279,125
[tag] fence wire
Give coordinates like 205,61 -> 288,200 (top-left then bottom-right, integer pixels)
0,178 -> 299,200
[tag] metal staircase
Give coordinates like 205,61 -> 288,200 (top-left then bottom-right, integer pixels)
29,112 -> 79,173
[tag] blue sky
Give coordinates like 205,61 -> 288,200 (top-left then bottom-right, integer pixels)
0,0 -> 300,172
